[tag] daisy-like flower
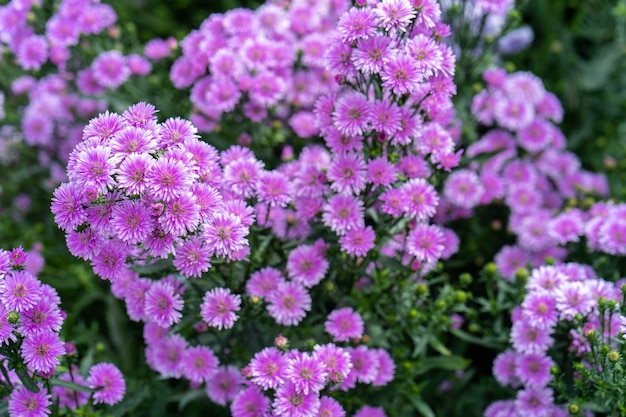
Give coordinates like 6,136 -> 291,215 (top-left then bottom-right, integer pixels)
146,157 -> 195,202
110,200 -> 154,243
52,370 -> 90,409
22,329 -> 66,374
173,237 -> 212,278
266,281 -> 312,326
317,396 -> 345,417
406,34 -> 443,76
443,170 -> 484,210
321,194 -> 365,236
286,352 -> 328,395
223,157 -> 264,199
332,92 -> 371,137
515,387 -> 554,417
8,384 -> 51,417
325,307 -> 364,342
144,280 -> 184,328
286,244 -> 329,288
339,226 -> 376,257
203,212 -> 248,258
200,287 -> 242,330
247,267 -> 284,299
337,7 -> 378,42
146,334 -> 187,378
87,363 -> 126,405
381,53 -> 422,95
206,365 -> 243,406
180,345 -> 219,384
511,320 -> 554,354
110,126 -> 158,156
159,193 -> 201,236
367,157 -> 397,188
400,178 -> 439,220
347,346 -> 379,384
314,344 -> 352,384
0,270 -> 42,313
554,281 -> 595,320
257,171 -> 293,207
116,153 -> 153,195
273,381 -> 321,417
492,350 -> 519,387
351,36 -> 392,75
371,348 -> 396,386
69,145 -> 116,194
51,182 -> 87,232
328,152 -> 368,196
18,297 -> 63,337
406,223 -> 445,263
373,0 -> 416,34
521,292 -> 558,330
249,347 -> 288,390
230,386 -> 270,417
515,353 -> 555,388
91,51 -> 130,89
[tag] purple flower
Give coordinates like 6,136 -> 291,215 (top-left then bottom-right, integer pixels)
206,365 -> 243,406
285,351 -> 328,395
249,347 -> 288,390
322,194 -> 365,236
200,287 -> 241,330
514,387 -> 554,417
328,152 -> 367,196
272,381 -> 321,417
203,213 -> 248,258
400,178 -> 439,220
381,53 -> 422,95
144,280 -> 184,328
91,51 -> 130,89
354,406 -> 387,417
247,267 -> 284,299
22,329 -> 66,374
180,345 -> 219,384
325,307 -> 364,342
332,92 -> 371,137
406,223 -> 445,264
0,270 -> 42,313
443,170 -> 484,209
314,344 -> 352,383
337,7 -> 378,42
351,36 -> 392,75
515,353 -> 554,388
492,350 -> 519,387
286,244 -> 328,288
87,363 -> 126,405
8,385 -> 51,417
339,226 -> 376,257
16,35 -> 48,71
267,281 -> 311,326
230,386 -> 270,417
374,0 -> 415,34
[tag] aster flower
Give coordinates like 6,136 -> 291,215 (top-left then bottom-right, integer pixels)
313,344 -> 352,383
159,193 -> 201,236
317,396 -> 345,417
381,53 -> 423,96
0,270 -> 42,313
443,170 -> 484,210
554,281 -> 595,320
91,51 -> 130,89
200,287 -> 241,330
511,320 -> 554,354
273,381 -> 321,417
230,386 -> 270,417
285,352 -> 328,395
147,334 -> 187,378
515,387 -> 554,417
521,293 -> 558,330
406,223 -> 445,264
339,226 -> 376,257
69,145 -> 116,194
203,212 -> 248,258
173,237 -> 212,278
286,244 -> 329,288
144,280 -> 184,328
337,7 -> 378,42
332,93 -> 371,137
87,363 -> 126,405
223,157 -> 264,198
22,329 -> 66,374
321,194 -> 365,236
17,35 -> 49,71
249,347 -> 288,390
147,157 -> 195,202
257,171 -> 293,207
180,345 -> 219,384
325,307 -> 364,342
266,281 -> 312,326
247,267 -> 284,299
400,178 -> 439,220
367,157 -> 397,188
374,0 -> 415,34
371,348 -> 396,386
351,36 -> 392,75
492,350 -> 519,387
110,200 -> 154,243
354,406 -> 387,417
515,353 -> 554,388
328,152 -> 368,196
18,297 -> 64,336
8,385 -> 51,417
206,365 -> 243,406
347,346 -> 379,384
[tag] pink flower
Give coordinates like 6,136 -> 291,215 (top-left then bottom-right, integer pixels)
200,287 -> 241,330
87,363 -> 126,405
325,307 -> 364,342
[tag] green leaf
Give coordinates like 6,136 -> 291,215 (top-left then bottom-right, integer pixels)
415,355 -> 470,375
50,378 -> 95,393
407,396 -> 436,417
450,328 -> 506,349
177,389 -> 205,411
15,366 -> 40,393
109,384 -> 149,417
428,337 -> 452,356
130,258 -> 173,275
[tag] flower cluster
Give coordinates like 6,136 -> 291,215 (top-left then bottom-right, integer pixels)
51,103 -> 254,280
486,263 -> 621,417
441,68 -> 609,279
232,341 -> 394,417
0,246 -> 126,415
171,0 -> 349,133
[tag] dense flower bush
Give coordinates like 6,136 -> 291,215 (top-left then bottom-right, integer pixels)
1,0 -> 625,416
